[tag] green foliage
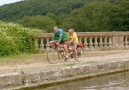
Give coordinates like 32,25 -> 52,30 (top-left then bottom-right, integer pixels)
0,21 -> 41,56
0,0 -> 90,21
62,0 -> 129,32
109,0 -> 129,31
0,0 -> 129,32
18,15 -> 56,32
63,1 -> 113,32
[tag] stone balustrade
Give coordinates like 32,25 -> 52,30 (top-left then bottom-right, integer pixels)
34,32 -> 129,50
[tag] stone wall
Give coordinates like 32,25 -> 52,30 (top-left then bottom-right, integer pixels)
1,59 -> 129,90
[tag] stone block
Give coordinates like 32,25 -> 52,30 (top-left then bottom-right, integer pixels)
43,69 -> 60,81
10,73 -> 23,86
81,65 -> 91,74
120,59 -> 129,70
0,74 -> 12,87
39,71 -> 45,82
109,61 -> 120,70
90,64 -> 99,74
71,66 -> 81,76
60,67 -> 73,78
97,63 -> 110,73
23,71 -> 40,85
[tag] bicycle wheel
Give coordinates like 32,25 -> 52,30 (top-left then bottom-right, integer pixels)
46,49 -> 59,64
76,47 -> 84,61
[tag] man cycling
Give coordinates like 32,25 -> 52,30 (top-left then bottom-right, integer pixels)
52,26 -> 69,59
68,28 -> 78,59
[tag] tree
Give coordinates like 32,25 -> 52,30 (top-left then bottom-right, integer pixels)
63,1 -> 114,32
18,15 -> 56,32
0,0 -> 88,22
110,0 -> 129,31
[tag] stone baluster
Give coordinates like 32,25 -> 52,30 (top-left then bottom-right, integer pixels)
109,36 -> 112,48
94,37 -> 98,49
104,37 -> 108,48
84,37 -> 88,48
79,37 -> 82,43
40,38 -> 44,50
89,37 -> 93,49
99,36 -> 103,48
125,36 -> 128,48
46,38 -> 50,50
35,38 -> 39,49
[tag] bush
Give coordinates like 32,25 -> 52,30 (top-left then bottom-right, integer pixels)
0,21 -> 41,56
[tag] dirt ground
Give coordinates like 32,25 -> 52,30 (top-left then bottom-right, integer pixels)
0,50 -> 129,74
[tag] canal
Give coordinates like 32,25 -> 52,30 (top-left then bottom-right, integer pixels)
34,71 -> 129,90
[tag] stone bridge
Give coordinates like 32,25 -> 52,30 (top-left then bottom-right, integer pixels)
0,32 -> 129,90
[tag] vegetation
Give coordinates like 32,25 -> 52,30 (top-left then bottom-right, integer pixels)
0,0 -> 129,32
0,0 -> 91,21
63,0 -> 129,32
18,15 -> 56,32
0,21 -> 41,56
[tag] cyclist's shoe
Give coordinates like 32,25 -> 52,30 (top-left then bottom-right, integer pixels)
64,56 -> 69,61
74,56 -> 78,60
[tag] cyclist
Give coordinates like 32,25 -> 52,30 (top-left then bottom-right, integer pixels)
68,28 -> 78,59
52,26 -> 69,59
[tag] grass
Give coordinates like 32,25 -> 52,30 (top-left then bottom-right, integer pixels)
63,63 -> 76,66
0,53 -> 46,66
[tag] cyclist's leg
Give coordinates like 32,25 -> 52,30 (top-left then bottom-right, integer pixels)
62,40 -> 69,58
62,33 -> 69,58
73,43 -> 78,58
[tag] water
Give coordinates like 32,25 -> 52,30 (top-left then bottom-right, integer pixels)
36,71 -> 129,90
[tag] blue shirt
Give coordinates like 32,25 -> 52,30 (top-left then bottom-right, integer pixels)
54,29 -> 63,37
53,29 -> 64,43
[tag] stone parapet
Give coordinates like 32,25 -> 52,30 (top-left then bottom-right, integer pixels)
34,32 -> 129,50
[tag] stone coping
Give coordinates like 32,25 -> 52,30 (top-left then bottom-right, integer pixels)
34,32 -> 129,38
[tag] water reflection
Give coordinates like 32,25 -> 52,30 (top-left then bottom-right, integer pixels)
37,71 -> 129,90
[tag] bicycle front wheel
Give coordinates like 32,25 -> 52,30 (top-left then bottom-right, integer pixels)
46,49 -> 59,64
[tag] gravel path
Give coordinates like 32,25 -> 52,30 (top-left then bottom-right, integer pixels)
0,50 -> 129,74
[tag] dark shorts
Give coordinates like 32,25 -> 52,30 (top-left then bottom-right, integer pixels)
61,40 -> 68,45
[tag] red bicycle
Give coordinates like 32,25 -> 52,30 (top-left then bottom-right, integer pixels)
46,41 -> 84,64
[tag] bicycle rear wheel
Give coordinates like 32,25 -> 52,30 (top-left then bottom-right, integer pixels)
76,47 -> 84,61
46,49 -> 59,64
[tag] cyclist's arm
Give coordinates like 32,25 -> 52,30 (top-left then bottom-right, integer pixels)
58,32 -> 63,43
52,33 -> 56,41
70,37 -> 74,43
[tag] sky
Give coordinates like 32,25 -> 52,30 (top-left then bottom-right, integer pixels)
0,0 -> 22,6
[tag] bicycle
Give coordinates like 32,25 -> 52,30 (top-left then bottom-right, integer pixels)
46,41 -> 84,64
